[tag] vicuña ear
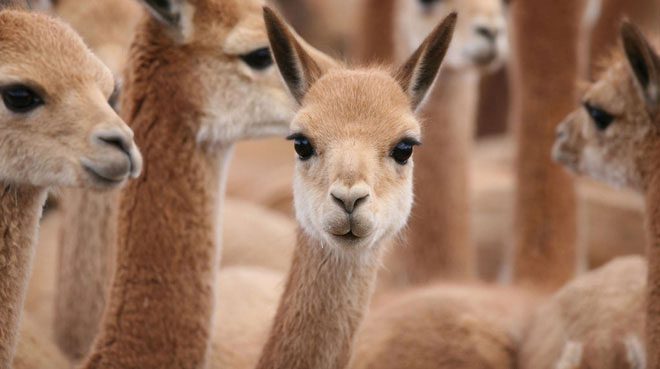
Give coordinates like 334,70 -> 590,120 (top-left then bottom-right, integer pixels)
621,21 -> 660,116
138,0 -> 185,30
396,12 -> 457,110
263,6 -> 329,104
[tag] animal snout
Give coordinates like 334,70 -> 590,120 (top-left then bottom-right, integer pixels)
475,24 -> 499,42
330,184 -> 370,214
94,129 -> 132,157
91,126 -> 142,179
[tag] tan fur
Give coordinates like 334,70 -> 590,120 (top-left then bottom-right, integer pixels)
220,198 -> 295,272
351,285 -> 535,369
53,0 -> 142,76
553,22 -> 660,368
49,2 -> 143,357
52,0 -> 298,361
0,8 -> 141,369
255,8 -> 455,369
13,314 -> 70,369
78,0 -> 295,367
509,0 -> 585,291
209,266 -> 284,369
588,0 -> 660,79
519,256 -> 646,369
348,3 -> 587,367
364,0 -> 509,285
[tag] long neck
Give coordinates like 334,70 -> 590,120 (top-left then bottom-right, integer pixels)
81,21 -> 231,369
645,165 -> 660,369
395,69 -> 479,284
354,0 -> 396,63
256,231 -> 382,369
0,184 -> 46,369
509,0 -> 583,292
54,188 -> 119,360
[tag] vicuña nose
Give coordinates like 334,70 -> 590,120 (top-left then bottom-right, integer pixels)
93,128 -> 132,157
331,186 -> 370,214
475,25 -> 498,42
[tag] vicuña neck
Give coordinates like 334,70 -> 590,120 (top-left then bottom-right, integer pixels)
256,231 -> 383,369
509,0 -> 581,292
82,23 -> 232,369
397,69 -> 479,284
0,184 -> 46,368
645,161 -> 660,369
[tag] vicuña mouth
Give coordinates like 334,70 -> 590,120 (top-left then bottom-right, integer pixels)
83,164 -> 127,187
331,231 -> 361,242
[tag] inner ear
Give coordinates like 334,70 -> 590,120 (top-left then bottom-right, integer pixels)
263,6 -> 327,104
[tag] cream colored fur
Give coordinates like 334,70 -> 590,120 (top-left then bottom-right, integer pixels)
519,256 -> 646,369
351,284 -> 535,369
254,8 -> 457,369
53,0 -> 141,76
48,0 -> 300,361
0,7 -> 141,369
548,22 -> 660,368
221,198 -> 295,272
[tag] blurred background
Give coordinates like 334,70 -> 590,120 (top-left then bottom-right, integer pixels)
20,0 -> 660,361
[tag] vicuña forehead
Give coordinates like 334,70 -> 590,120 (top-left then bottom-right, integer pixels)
293,69 -> 420,143
304,68 -> 411,114
0,11 -> 113,95
584,62 -> 635,108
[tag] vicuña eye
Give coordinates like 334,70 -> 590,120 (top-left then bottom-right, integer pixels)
391,139 -> 419,165
2,85 -> 43,113
240,47 -> 273,71
584,102 -> 614,131
287,134 -> 315,161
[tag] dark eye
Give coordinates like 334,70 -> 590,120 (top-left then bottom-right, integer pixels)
240,47 -> 273,70
287,134 -> 315,161
584,103 -> 614,131
391,139 -> 419,165
2,85 -> 43,113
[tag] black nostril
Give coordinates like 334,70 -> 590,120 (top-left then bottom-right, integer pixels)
98,134 -> 130,156
354,194 -> 369,210
332,194 -> 348,212
418,0 -> 439,5
476,26 -> 497,41
331,193 -> 369,214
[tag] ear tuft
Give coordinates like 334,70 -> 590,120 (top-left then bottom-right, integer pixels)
396,12 -> 457,110
621,21 -> 660,116
138,0 -> 182,28
263,6 -> 324,104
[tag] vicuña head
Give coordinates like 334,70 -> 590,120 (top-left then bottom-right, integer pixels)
133,0 -> 294,146
553,21 -> 659,192
265,7 -> 457,252
0,9 -> 141,189
396,0 -> 506,69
